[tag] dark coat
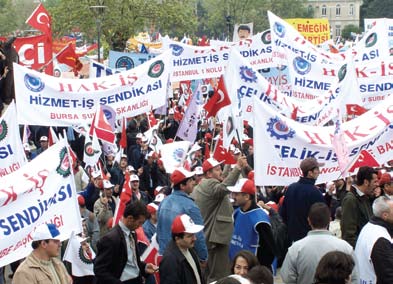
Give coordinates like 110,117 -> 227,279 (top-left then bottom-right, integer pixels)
279,177 -> 325,243
341,186 -> 373,248
94,225 -> 147,284
159,240 -> 205,284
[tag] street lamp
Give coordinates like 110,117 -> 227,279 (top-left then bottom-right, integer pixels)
90,4 -> 107,62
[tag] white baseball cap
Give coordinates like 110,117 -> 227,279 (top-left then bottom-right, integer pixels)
202,158 -> 223,172
32,223 -> 61,241
130,174 -> 139,182
171,214 -> 204,234
194,166 -> 204,176
103,180 -> 114,189
91,170 -> 101,179
154,193 -> 166,203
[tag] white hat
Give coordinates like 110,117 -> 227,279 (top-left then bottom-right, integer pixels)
227,178 -> 256,195
168,109 -> 174,115
142,135 -> 148,143
189,143 -> 202,153
171,214 -> 204,234
127,165 -> 136,172
130,174 -> 139,182
154,193 -> 166,203
202,158 -> 223,172
103,180 -> 114,189
121,154 -> 128,160
91,170 -> 101,179
171,167 -> 195,185
32,223 -> 61,241
40,136 -> 48,142
136,133 -> 143,139
194,166 -> 203,175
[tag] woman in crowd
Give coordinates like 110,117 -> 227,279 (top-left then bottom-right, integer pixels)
231,250 -> 259,277
314,251 -> 355,284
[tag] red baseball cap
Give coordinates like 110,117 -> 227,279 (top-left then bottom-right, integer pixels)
202,158 -> 223,173
171,214 -> 204,234
146,203 -> 158,214
228,178 -> 256,195
171,167 -> 195,185
379,173 -> 393,186
77,195 -> 85,206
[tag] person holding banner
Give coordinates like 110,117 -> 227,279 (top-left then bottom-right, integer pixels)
94,200 -> 158,284
12,223 -> 72,284
191,156 -> 248,282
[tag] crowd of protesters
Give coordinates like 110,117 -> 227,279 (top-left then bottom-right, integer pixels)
1,45 -> 393,282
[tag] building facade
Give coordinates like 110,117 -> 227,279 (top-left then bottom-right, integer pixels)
307,0 -> 363,41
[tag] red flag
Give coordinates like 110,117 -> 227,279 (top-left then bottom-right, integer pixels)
204,143 -> 210,159
213,138 -> 236,164
48,127 -> 57,146
204,75 -> 231,118
141,235 -> 160,283
0,34 -> 53,75
291,106 -> 298,120
348,150 -> 380,173
119,117 -> 127,149
56,44 -> 83,75
89,106 -> 116,144
26,3 -> 52,34
346,104 -> 368,116
113,172 -> 132,226
68,146 -> 79,175
148,111 -> 157,127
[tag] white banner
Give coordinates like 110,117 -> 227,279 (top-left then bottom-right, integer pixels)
0,139 -> 82,266
15,51 -> 172,126
268,12 -> 391,107
162,32 -> 274,82
0,102 -> 27,177
253,96 -> 393,186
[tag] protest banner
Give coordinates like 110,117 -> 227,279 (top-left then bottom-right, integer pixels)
269,11 -> 391,107
286,18 -> 330,45
89,60 -> 124,78
253,96 -> 393,186
109,50 -> 157,70
14,50 -> 172,126
0,102 -> 27,177
163,31 -> 274,82
0,138 -> 82,266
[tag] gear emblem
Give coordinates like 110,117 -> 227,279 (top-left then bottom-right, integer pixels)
239,66 -> 257,83
267,117 -> 295,140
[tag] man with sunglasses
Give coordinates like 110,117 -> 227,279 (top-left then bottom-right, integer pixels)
157,167 -> 208,267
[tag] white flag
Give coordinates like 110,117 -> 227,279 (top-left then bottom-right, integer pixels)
83,131 -> 102,168
63,231 -> 95,277
159,141 -> 190,173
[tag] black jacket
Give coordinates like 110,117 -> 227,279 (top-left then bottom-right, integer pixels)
159,240 -> 205,284
279,177 -> 325,243
369,216 -> 393,284
94,225 -> 147,284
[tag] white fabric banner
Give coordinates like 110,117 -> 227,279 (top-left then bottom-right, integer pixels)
15,51 -> 172,126
253,96 -> 393,186
159,141 -> 190,174
0,102 -> 27,177
162,31 -> 274,82
268,11 -> 391,107
0,139 -> 82,266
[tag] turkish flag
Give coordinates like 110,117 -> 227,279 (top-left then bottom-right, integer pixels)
348,150 -> 380,173
26,3 -> 52,35
213,138 -> 236,164
0,35 -> 53,75
346,104 -> 368,116
88,105 -> 116,144
204,75 -> 231,118
113,172 -> 132,226
148,111 -> 157,127
56,44 -> 83,75
119,116 -> 127,150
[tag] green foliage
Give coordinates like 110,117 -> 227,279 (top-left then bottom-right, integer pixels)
360,0 -> 393,30
341,24 -> 361,40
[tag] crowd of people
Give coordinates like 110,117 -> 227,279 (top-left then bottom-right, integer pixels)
0,59 -> 392,283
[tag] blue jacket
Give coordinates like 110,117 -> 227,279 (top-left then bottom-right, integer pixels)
157,190 -> 208,261
279,177 -> 324,243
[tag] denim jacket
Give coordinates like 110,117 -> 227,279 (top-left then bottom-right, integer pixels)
157,190 -> 208,261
